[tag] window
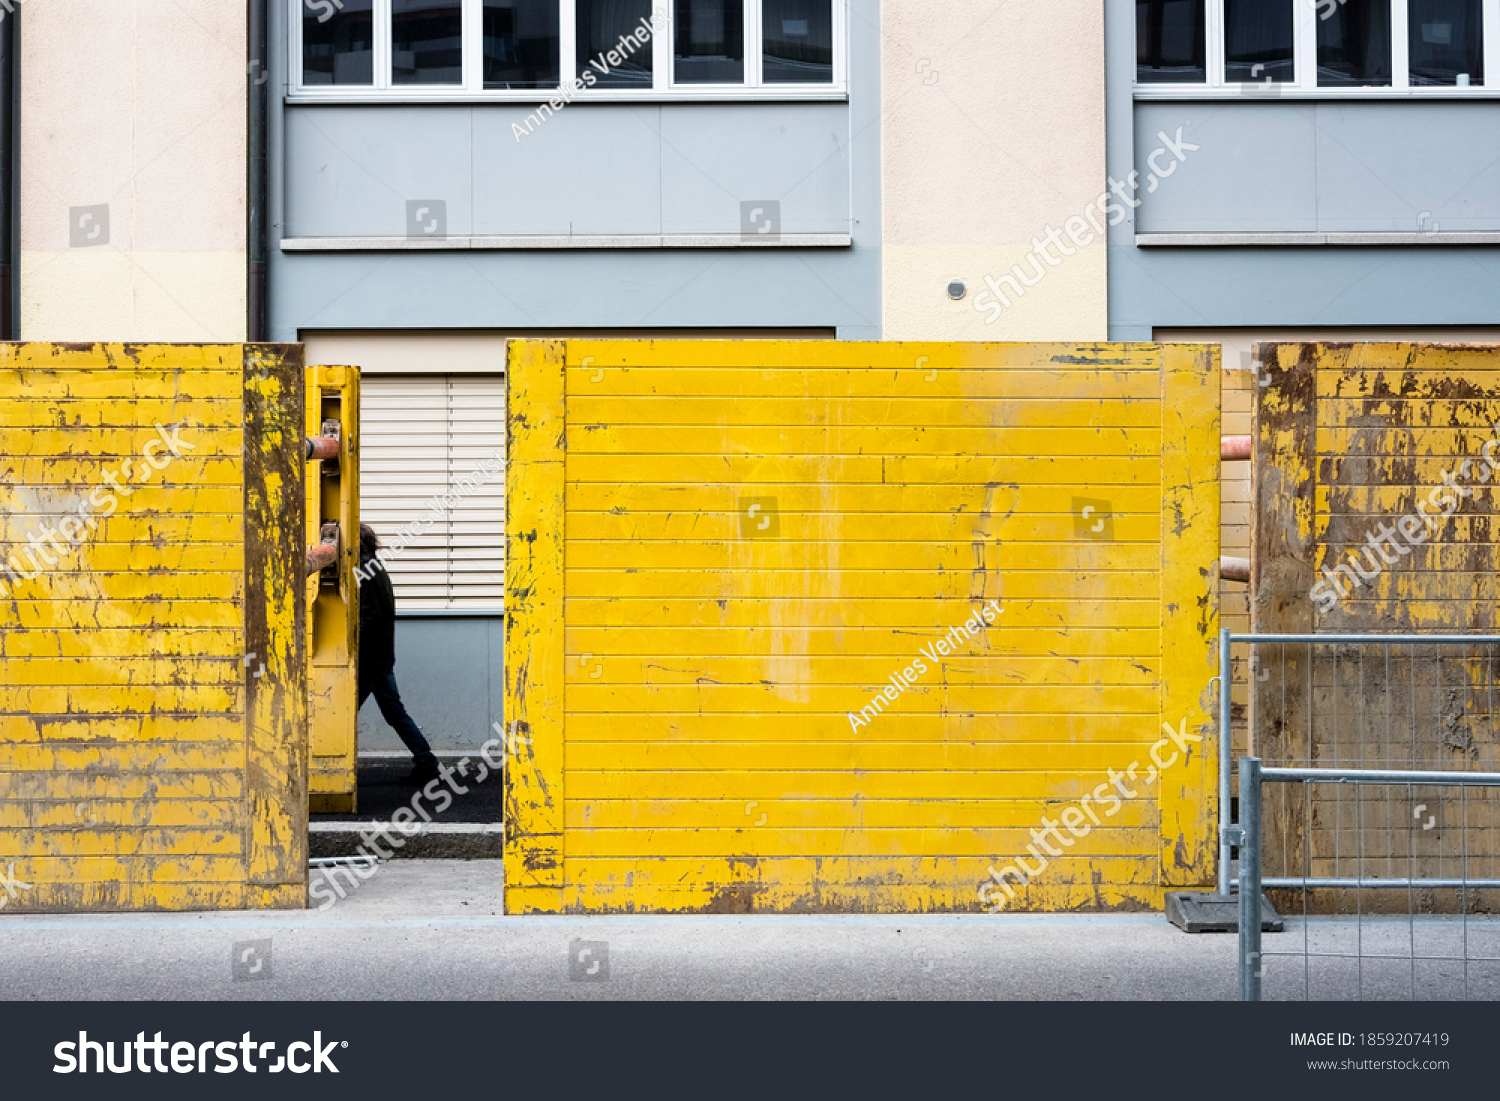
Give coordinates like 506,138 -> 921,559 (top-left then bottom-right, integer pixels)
361,376 -> 507,612
1409,0 -> 1484,84
1318,0 -> 1393,85
577,0 -> 653,87
762,0 -> 834,83
292,0 -> 844,96
1135,0 -> 1498,93
485,0 -> 561,88
1225,0 -> 1294,82
1137,0 -> 1207,82
302,0 -> 375,85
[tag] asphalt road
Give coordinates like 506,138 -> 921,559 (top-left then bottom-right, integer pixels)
2,863 -> 1497,1001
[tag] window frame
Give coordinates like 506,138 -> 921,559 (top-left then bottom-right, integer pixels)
289,0 -> 847,101
1134,0 -> 1500,98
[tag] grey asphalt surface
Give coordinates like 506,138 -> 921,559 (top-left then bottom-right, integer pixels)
2,862 -> 1496,1000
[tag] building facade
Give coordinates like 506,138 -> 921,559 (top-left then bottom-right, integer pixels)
10,0 -> 1499,752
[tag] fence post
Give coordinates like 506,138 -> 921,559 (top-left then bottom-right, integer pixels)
1238,756 -> 1263,1001
1219,627 -> 1233,896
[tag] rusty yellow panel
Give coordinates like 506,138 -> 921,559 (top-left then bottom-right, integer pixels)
0,715 -> 243,743
563,565 -> 1157,600
0,429 -> 242,458
508,339 -> 1218,914
569,389 -> 1163,418
0,370 -> 241,401
505,340 -> 567,907
0,342 -> 307,913
566,453 -> 1161,486
564,369 -> 1158,402
0,628 -> 239,659
565,598 -> 1158,629
0,601 -> 244,630
568,483 -> 1165,513
568,425 -> 1163,457
567,798 -> 1161,830
568,514 -> 1164,545
305,364 -> 360,813
566,711 -> 1164,742
563,656 -> 1160,687
563,856 -> 1161,914
0,398 -> 240,429
566,627 -> 1159,659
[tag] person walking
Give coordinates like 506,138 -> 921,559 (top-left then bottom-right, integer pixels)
357,523 -> 441,786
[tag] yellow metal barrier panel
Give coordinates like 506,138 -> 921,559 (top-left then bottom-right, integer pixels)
506,340 -> 1220,914
306,365 -> 360,813
0,343 -> 307,912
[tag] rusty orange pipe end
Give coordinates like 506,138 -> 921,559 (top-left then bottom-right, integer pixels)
1220,556 -> 1250,583
1221,436 -> 1252,461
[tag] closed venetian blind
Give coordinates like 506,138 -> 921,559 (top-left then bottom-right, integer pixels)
360,375 -> 506,611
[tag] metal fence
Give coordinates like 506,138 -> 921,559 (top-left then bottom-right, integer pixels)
1223,631 -> 1500,1000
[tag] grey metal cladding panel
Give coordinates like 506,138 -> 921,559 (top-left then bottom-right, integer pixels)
361,618 -> 499,752
1135,101 -> 1500,234
286,108 -> 477,237
659,104 -> 851,234
1134,104 -> 1319,233
287,102 -> 850,238
473,106 -> 663,235
1312,103 -> 1500,232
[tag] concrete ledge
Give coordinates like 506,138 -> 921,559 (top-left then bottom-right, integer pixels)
310,822 -> 504,861
1136,231 -> 1500,247
281,234 -> 853,251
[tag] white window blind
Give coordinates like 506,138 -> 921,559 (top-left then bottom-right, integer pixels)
360,375 -> 506,611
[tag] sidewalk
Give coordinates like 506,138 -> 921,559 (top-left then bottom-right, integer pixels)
1,862 -> 1493,1000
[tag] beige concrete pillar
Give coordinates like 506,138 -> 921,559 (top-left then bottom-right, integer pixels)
20,0 -> 247,341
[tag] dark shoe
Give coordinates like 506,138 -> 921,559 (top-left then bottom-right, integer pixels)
399,765 -> 441,787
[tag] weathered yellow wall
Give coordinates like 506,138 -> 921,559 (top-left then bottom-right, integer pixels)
506,340 -> 1219,914
0,343 -> 306,911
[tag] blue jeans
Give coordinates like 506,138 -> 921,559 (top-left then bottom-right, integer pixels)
359,671 -> 438,771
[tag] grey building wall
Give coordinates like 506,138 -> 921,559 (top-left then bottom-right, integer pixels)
1105,0 -> 1500,339
267,1 -> 882,754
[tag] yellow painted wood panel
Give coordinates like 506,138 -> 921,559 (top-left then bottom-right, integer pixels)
511,339 -> 1218,914
0,343 -> 307,913
565,627 -> 1160,658
568,425 -> 1162,457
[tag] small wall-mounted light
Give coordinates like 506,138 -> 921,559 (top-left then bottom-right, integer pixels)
946,279 -> 967,300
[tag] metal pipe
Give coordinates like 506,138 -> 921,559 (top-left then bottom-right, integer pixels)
1262,766 -> 1500,787
1218,627 -> 1232,896
0,0 -> 17,339
1227,632 -> 1500,645
306,436 -> 339,461
1238,756 -> 1262,1002
1239,877 -> 1500,889
306,542 -> 337,576
1220,556 -> 1250,582
247,0 -> 268,341
1221,435 -> 1252,460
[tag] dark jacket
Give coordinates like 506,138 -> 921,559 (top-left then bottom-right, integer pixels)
358,551 -> 397,679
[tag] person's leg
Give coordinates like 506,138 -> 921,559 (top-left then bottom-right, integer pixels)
371,671 -> 439,772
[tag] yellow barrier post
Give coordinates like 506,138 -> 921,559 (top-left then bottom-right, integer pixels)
305,365 -> 360,814
0,342 -> 307,912
506,339 -> 1220,914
